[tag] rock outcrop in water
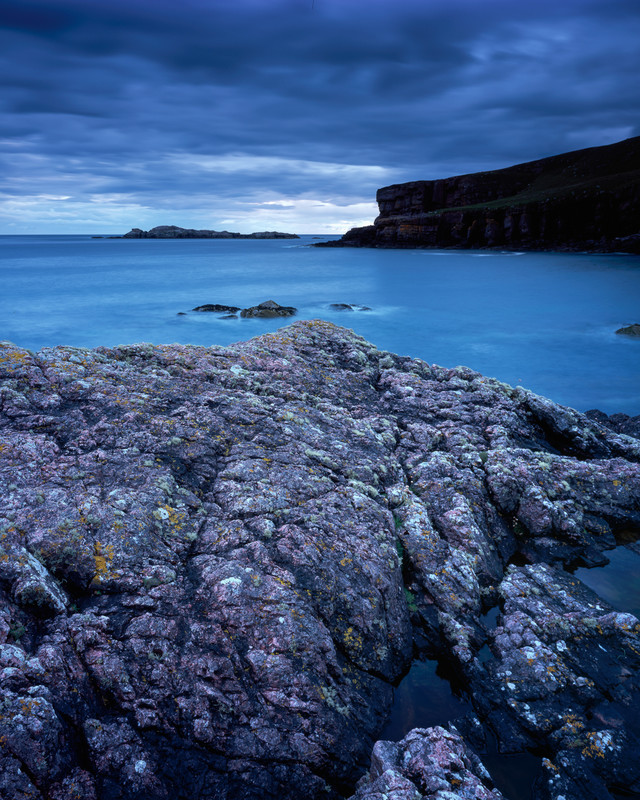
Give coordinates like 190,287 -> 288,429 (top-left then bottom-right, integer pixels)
320,136 -> 640,251
122,226 -> 299,239
616,323 -> 640,337
1,321 -> 639,800
239,300 -> 297,318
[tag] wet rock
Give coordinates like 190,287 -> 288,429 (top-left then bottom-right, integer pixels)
459,564 -> 640,799
329,304 -> 373,312
240,299 -> 297,317
0,322 -> 639,798
585,409 -> 640,441
613,234 -> 640,254
349,726 -> 504,799
192,303 -> 241,313
615,323 -> 640,336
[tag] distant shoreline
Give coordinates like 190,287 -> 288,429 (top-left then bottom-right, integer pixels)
119,225 -> 299,239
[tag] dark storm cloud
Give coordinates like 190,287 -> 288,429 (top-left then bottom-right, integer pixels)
1,0 -> 639,232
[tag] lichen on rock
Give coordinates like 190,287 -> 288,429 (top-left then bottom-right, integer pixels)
0,321 -> 639,799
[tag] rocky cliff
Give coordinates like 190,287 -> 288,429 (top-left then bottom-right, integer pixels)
1,322 -> 640,800
122,226 -> 299,239
322,136 -> 640,251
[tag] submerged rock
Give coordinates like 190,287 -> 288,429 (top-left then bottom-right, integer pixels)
329,304 -> 373,312
0,321 -> 638,799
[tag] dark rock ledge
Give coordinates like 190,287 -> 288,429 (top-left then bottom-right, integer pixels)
191,300 -> 298,319
0,321 -> 639,800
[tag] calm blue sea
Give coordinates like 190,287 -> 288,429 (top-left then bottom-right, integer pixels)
1,234 -> 639,415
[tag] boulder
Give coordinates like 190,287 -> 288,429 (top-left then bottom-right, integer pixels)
240,300 -> 297,318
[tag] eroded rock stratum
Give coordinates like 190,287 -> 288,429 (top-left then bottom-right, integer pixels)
1,320 -> 639,800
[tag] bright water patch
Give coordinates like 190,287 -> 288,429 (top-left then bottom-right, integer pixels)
1,235 -> 639,414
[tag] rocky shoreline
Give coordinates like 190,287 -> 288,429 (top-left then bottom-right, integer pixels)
1,321 -> 639,799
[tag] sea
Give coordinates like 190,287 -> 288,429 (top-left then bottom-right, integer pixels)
2,233 -> 639,799
1,234 -> 639,414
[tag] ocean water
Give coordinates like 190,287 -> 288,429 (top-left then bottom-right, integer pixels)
1,234 -> 639,414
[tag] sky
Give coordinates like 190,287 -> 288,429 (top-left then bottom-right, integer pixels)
1,0 -> 639,235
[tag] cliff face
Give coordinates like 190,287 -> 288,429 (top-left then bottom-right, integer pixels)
326,136 -> 640,251
1,322 -> 640,800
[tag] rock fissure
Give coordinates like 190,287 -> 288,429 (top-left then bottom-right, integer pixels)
1,321 -> 639,800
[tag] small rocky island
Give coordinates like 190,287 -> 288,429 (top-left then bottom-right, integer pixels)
192,299 -> 297,318
122,225 -> 299,239
320,135 -> 640,251
1,322 -> 639,800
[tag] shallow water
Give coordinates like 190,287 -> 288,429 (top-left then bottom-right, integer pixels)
379,658 -> 470,741
379,657 -> 541,799
575,544 -> 640,619
1,234 -> 639,414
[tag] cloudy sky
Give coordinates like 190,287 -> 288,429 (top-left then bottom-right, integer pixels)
1,0 -> 639,234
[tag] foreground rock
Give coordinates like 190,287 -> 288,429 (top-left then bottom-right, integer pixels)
585,409 -> 640,440
320,135 -> 640,251
351,726 -> 504,799
0,321 -> 639,800
122,225 -> 298,239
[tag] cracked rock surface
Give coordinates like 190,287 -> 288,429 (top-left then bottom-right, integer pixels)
0,320 -> 638,799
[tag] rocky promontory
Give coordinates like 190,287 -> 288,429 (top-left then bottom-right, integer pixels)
1,321 -> 639,799
122,225 -> 299,239
320,136 -> 640,251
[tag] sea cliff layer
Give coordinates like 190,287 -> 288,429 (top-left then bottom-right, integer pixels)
322,136 -> 640,251
123,225 -> 299,239
1,322 -> 639,799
